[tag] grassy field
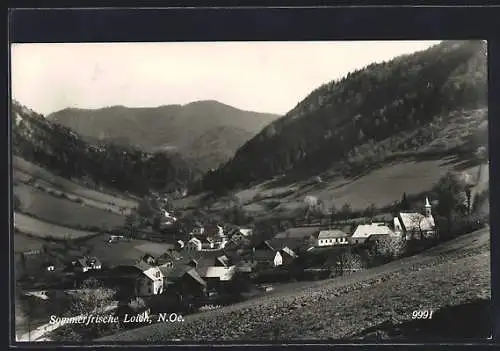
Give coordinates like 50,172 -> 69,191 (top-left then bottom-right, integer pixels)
14,212 -> 98,240
13,232 -> 46,253
14,183 -> 126,230
12,156 -> 138,210
181,157 -> 489,220
100,227 -> 490,341
77,235 -> 174,267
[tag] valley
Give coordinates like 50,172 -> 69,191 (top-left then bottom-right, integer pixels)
11,40 -> 491,343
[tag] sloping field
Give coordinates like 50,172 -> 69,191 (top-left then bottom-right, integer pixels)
101,227 -> 490,341
78,235 -> 172,267
219,158 -> 489,217
14,183 -> 125,230
14,212 -> 97,240
12,156 -> 138,210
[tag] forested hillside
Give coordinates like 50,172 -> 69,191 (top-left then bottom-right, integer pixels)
202,40 -> 487,193
47,100 -> 279,171
11,101 -> 200,196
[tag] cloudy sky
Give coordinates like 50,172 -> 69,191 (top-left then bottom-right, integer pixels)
11,41 -> 441,116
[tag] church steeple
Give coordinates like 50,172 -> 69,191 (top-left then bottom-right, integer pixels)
424,197 -> 432,217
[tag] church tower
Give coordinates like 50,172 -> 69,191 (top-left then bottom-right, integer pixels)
424,197 -> 432,217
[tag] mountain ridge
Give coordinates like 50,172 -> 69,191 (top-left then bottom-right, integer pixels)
47,100 -> 280,171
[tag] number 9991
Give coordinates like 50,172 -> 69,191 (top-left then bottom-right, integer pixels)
412,310 -> 434,319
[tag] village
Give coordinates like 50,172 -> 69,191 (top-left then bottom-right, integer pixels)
16,190 -> 462,341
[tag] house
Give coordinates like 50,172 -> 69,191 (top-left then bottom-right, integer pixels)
204,223 -> 225,237
230,228 -> 253,244
197,255 -> 237,282
394,197 -> 437,240
134,261 -> 164,296
312,230 -> 349,247
175,240 -> 185,250
186,237 -> 203,251
109,235 -> 124,243
278,246 -> 298,266
163,265 -> 207,298
157,249 -> 183,266
191,225 -> 205,236
160,209 -> 177,225
252,240 -> 276,263
252,241 -> 291,268
351,223 -> 396,245
73,256 -> 102,273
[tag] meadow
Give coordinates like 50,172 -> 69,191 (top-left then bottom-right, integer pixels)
14,183 -> 126,230
14,212 -> 98,240
197,156 -> 489,220
13,156 -> 138,210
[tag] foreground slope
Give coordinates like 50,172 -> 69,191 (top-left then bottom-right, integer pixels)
101,227 -> 490,341
203,40 -> 487,192
47,100 -> 279,171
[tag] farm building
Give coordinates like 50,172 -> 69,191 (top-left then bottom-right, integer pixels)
196,255 -> 237,282
73,256 -> 102,273
164,265 -> 207,299
351,223 -> 396,244
134,261 -> 164,296
230,228 -> 253,243
394,197 -> 437,240
312,230 -> 349,247
270,226 -> 322,251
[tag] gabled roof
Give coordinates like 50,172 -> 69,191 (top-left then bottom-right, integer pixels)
312,230 -> 348,240
239,228 -> 253,236
216,255 -> 230,267
352,223 -> 394,239
77,256 -> 102,268
133,260 -> 153,273
280,246 -> 297,258
398,212 -> 435,231
186,268 -> 207,287
142,266 -> 163,281
254,240 -> 275,251
197,265 -> 236,280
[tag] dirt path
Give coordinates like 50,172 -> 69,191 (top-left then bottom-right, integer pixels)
99,228 -> 490,342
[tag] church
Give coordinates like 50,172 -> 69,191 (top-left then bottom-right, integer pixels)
393,197 -> 438,240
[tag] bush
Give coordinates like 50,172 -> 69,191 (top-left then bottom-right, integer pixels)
366,236 -> 407,266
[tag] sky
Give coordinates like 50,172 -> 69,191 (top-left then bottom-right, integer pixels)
11,41 -> 441,116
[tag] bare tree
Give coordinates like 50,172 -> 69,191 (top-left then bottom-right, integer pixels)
338,251 -> 365,275
369,236 -> 407,261
52,278 -> 120,341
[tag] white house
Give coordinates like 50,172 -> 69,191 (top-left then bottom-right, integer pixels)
273,251 -> 283,267
312,230 -> 349,247
351,223 -> 396,245
187,237 -> 203,251
74,257 -> 102,273
197,255 -> 237,281
134,261 -> 164,296
394,197 -> 437,240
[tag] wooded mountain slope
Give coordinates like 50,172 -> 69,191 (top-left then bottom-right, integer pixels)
202,40 -> 487,193
47,100 -> 279,171
12,101 -> 199,196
